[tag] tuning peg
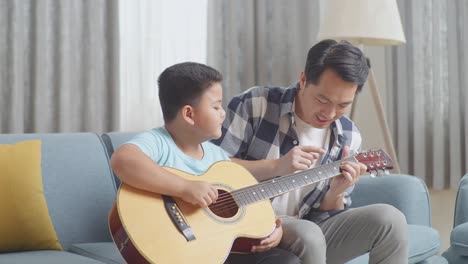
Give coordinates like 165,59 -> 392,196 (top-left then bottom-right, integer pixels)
377,170 -> 385,176
369,171 -> 377,178
384,170 -> 390,175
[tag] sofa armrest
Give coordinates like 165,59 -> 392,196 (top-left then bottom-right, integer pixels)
454,174 -> 468,227
451,222 -> 468,256
350,174 -> 431,226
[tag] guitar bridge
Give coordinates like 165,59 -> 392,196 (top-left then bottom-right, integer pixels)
163,195 -> 196,241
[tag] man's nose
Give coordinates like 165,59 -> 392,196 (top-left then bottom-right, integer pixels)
322,105 -> 336,118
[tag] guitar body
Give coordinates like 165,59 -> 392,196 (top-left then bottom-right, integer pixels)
109,161 -> 276,264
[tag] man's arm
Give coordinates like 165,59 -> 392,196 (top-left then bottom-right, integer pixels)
111,144 -> 218,207
231,145 -> 325,182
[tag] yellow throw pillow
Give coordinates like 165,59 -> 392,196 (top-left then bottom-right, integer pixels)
0,140 -> 62,252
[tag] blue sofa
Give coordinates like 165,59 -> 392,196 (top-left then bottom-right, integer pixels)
0,132 -> 447,263
442,174 -> 468,263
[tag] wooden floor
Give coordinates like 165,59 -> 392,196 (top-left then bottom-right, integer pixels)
429,188 -> 457,253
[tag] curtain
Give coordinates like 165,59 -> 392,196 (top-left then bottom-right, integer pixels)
387,0 -> 468,189
0,0 -> 119,133
207,0 -> 320,105
119,0 -> 208,132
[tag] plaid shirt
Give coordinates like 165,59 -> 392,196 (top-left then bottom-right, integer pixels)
213,83 -> 362,223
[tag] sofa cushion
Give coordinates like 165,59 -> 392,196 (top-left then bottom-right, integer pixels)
0,250 -> 106,264
450,222 -> 468,256
407,225 -> 440,263
442,247 -> 468,264
69,242 -> 124,264
0,140 -> 62,252
345,224 -> 440,264
0,133 -> 118,250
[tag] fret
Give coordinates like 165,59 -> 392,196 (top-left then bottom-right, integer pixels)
282,177 -> 295,192
316,169 -> 326,181
264,181 -> 275,197
256,186 -> 266,201
235,191 -> 247,206
296,173 -> 308,186
241,189 -> 253,205
290,176 -> 301,189
330,164 -> 340,176
255,186 -> 267,200
322,165 -> 333,178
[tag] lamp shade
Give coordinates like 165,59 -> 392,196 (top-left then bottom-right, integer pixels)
318,0 -> 406,46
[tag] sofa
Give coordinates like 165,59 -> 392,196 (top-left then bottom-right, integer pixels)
442,173 -> 468,263
0,132 -> 447,264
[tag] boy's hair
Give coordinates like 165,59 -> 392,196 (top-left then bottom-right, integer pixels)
304,39 -> 369,92
158,62 -> 223,123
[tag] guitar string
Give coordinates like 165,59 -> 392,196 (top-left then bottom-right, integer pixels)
210,158 -> 346,203
207,158 -> 346,207
205,156 -> 383,212
205,163 -> 343,212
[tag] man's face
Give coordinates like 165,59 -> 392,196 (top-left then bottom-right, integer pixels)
295,69 -> 358,128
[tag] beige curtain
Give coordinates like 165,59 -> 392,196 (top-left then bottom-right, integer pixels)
207,0 -> 320,105
0,0 -> 119,133
387,0 -> 468,189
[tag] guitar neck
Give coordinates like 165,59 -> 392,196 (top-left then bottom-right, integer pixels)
231,157 -> 355,207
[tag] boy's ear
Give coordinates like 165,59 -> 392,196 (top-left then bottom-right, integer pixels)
181,105 -> 195,125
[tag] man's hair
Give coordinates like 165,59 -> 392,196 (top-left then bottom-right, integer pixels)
304,39 -> 369,92
158,62 -> 223,123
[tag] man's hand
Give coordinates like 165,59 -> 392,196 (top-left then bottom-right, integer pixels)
178,180 -> 218,207
275,146 -> 325,176
251,218 -> 283,253
328,146 -> 367,196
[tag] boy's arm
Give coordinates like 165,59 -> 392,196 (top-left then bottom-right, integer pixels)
111,144 -> 218,207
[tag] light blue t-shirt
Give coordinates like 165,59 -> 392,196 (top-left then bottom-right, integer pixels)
126,127 -> 230,175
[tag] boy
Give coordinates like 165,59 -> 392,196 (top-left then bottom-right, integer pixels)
110,62 -> 299,264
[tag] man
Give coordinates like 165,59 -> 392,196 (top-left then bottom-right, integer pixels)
213,39 -> 408,264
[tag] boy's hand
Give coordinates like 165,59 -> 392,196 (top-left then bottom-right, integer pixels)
275,146 -> 325,176
179,180 -> 218,207
251,218 -> 283,253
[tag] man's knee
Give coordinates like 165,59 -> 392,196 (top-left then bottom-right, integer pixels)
301,222 -> 327,249
281,219 -> 326,259
370,204 -> 406,226
368,204 -> 407,239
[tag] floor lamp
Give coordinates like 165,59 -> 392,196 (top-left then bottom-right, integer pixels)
317,0 -> 406,173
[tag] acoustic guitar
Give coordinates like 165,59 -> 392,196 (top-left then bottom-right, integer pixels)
109,149 -> 393,264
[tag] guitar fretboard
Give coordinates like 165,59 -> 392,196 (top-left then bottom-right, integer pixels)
231,157 -> 354,206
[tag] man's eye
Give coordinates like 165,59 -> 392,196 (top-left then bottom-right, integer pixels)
339,104 -> 350,109
317,98 -> 327,104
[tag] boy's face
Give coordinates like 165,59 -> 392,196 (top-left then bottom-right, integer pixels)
296,69 -> 357,128
192,82 -> 226,140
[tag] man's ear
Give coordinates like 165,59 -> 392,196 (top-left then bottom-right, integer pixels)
181,105 -> 195,125
299,72 -> 307,90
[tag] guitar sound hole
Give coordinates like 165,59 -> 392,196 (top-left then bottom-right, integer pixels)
208,189 -> 239,218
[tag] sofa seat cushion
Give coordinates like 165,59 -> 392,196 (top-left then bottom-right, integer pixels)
450,222 -> 468,256
0,140 -> 62,252
0,250 -> 105,264
69,242 -> 124,264
442,247 -> 468,264
407,225 -> 440,263
345,225 -> 441,264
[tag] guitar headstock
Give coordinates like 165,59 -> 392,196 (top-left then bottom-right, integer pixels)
354,149 -> 394,177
